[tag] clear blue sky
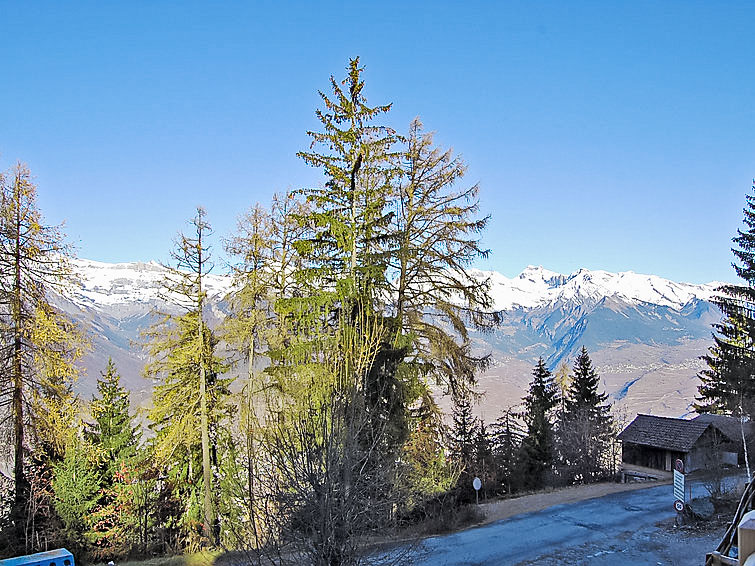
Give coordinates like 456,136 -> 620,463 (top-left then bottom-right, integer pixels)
1,1 -> 753,284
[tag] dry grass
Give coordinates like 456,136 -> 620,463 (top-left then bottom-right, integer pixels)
89,551 -> 220,566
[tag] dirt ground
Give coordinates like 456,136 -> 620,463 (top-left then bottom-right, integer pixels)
478,479 -> 672,525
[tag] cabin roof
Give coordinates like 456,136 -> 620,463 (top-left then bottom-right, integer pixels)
692,413 -> 751,445
617,414 -> 714,453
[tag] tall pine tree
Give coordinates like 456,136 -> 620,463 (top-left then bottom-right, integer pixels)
89,359 -> 139,481
448,391 -> 479,498
519,358 -> 558,489
491,408 -> 524,495
697,183 -> 755,415
559,347 -> 612,483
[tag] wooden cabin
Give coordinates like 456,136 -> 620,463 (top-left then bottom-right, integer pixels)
618,414 -> 737,476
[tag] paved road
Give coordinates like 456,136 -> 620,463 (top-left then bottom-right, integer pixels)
402,483 -> 725,566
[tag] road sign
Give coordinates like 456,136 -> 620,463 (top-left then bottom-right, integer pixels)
674,499 -> 684,513
675,459 -> 684,473
473,476 -> 482,505
674,469 -> 685,502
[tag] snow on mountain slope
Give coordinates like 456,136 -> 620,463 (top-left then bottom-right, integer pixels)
472,266 -> 722,311
59,259 -> 723,418
70,259 -> 720,314
68,258 -> 232,310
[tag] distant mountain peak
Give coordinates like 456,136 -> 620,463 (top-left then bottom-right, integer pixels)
69,259 -> 723,315
473,266 -> 722,311
68,257 -> 232,310
50,258 -> 724,420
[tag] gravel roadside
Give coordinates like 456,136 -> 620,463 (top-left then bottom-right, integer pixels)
478,480 -> 672,525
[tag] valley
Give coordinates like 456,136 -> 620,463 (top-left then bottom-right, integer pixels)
59,258 -> 721,420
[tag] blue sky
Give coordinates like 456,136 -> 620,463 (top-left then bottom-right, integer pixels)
1,1 -> 753,283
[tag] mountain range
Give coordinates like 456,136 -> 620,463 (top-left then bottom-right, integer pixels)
55,258 -> 724,422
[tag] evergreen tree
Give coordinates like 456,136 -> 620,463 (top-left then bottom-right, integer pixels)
0,163 -> 85,544
89,358 -> 139,481
560,347 -> 612,483
448,391 -> 478,497
231,59 -> 501,563
520,358 -> 558,489
83,359 -> 142,556
295,56 -> 398,300
474,420 -> 495,500
400,392 -> 456,506
281,56 -> 405,455
490,407 -> 524,495
697,183 -> 755,415
262,58 -> 403,562
52,431 -> 101,546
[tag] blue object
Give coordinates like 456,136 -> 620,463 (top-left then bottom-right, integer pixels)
0,548 -> 74,566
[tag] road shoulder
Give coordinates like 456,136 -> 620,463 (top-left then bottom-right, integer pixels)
479,480 -> 672,525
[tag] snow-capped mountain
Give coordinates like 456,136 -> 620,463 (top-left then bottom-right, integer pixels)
67,258 -> 232,312
473,265 -> 720,311
56,259 -> 724,419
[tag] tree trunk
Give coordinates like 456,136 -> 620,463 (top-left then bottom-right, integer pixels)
12,182 -> 26,530
197,237 -> 214,545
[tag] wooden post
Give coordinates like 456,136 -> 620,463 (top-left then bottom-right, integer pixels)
706,551 -> 739,565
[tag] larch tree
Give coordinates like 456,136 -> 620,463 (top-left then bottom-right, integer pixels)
144,207 -> 230,547
0,163 -> 85,543
221,202 -> 275,552
223,191 -> 310,381
553,361 -> 571,417
221,192 -> 308,551
378,117 -> 502,500
223,203 -> 275,374
390,118 -> 499,397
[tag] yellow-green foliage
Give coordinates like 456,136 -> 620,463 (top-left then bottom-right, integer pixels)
146,310 -> 228,463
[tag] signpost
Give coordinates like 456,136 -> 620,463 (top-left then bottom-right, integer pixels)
473,476 -> 482,505
673,459 -> 685,516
